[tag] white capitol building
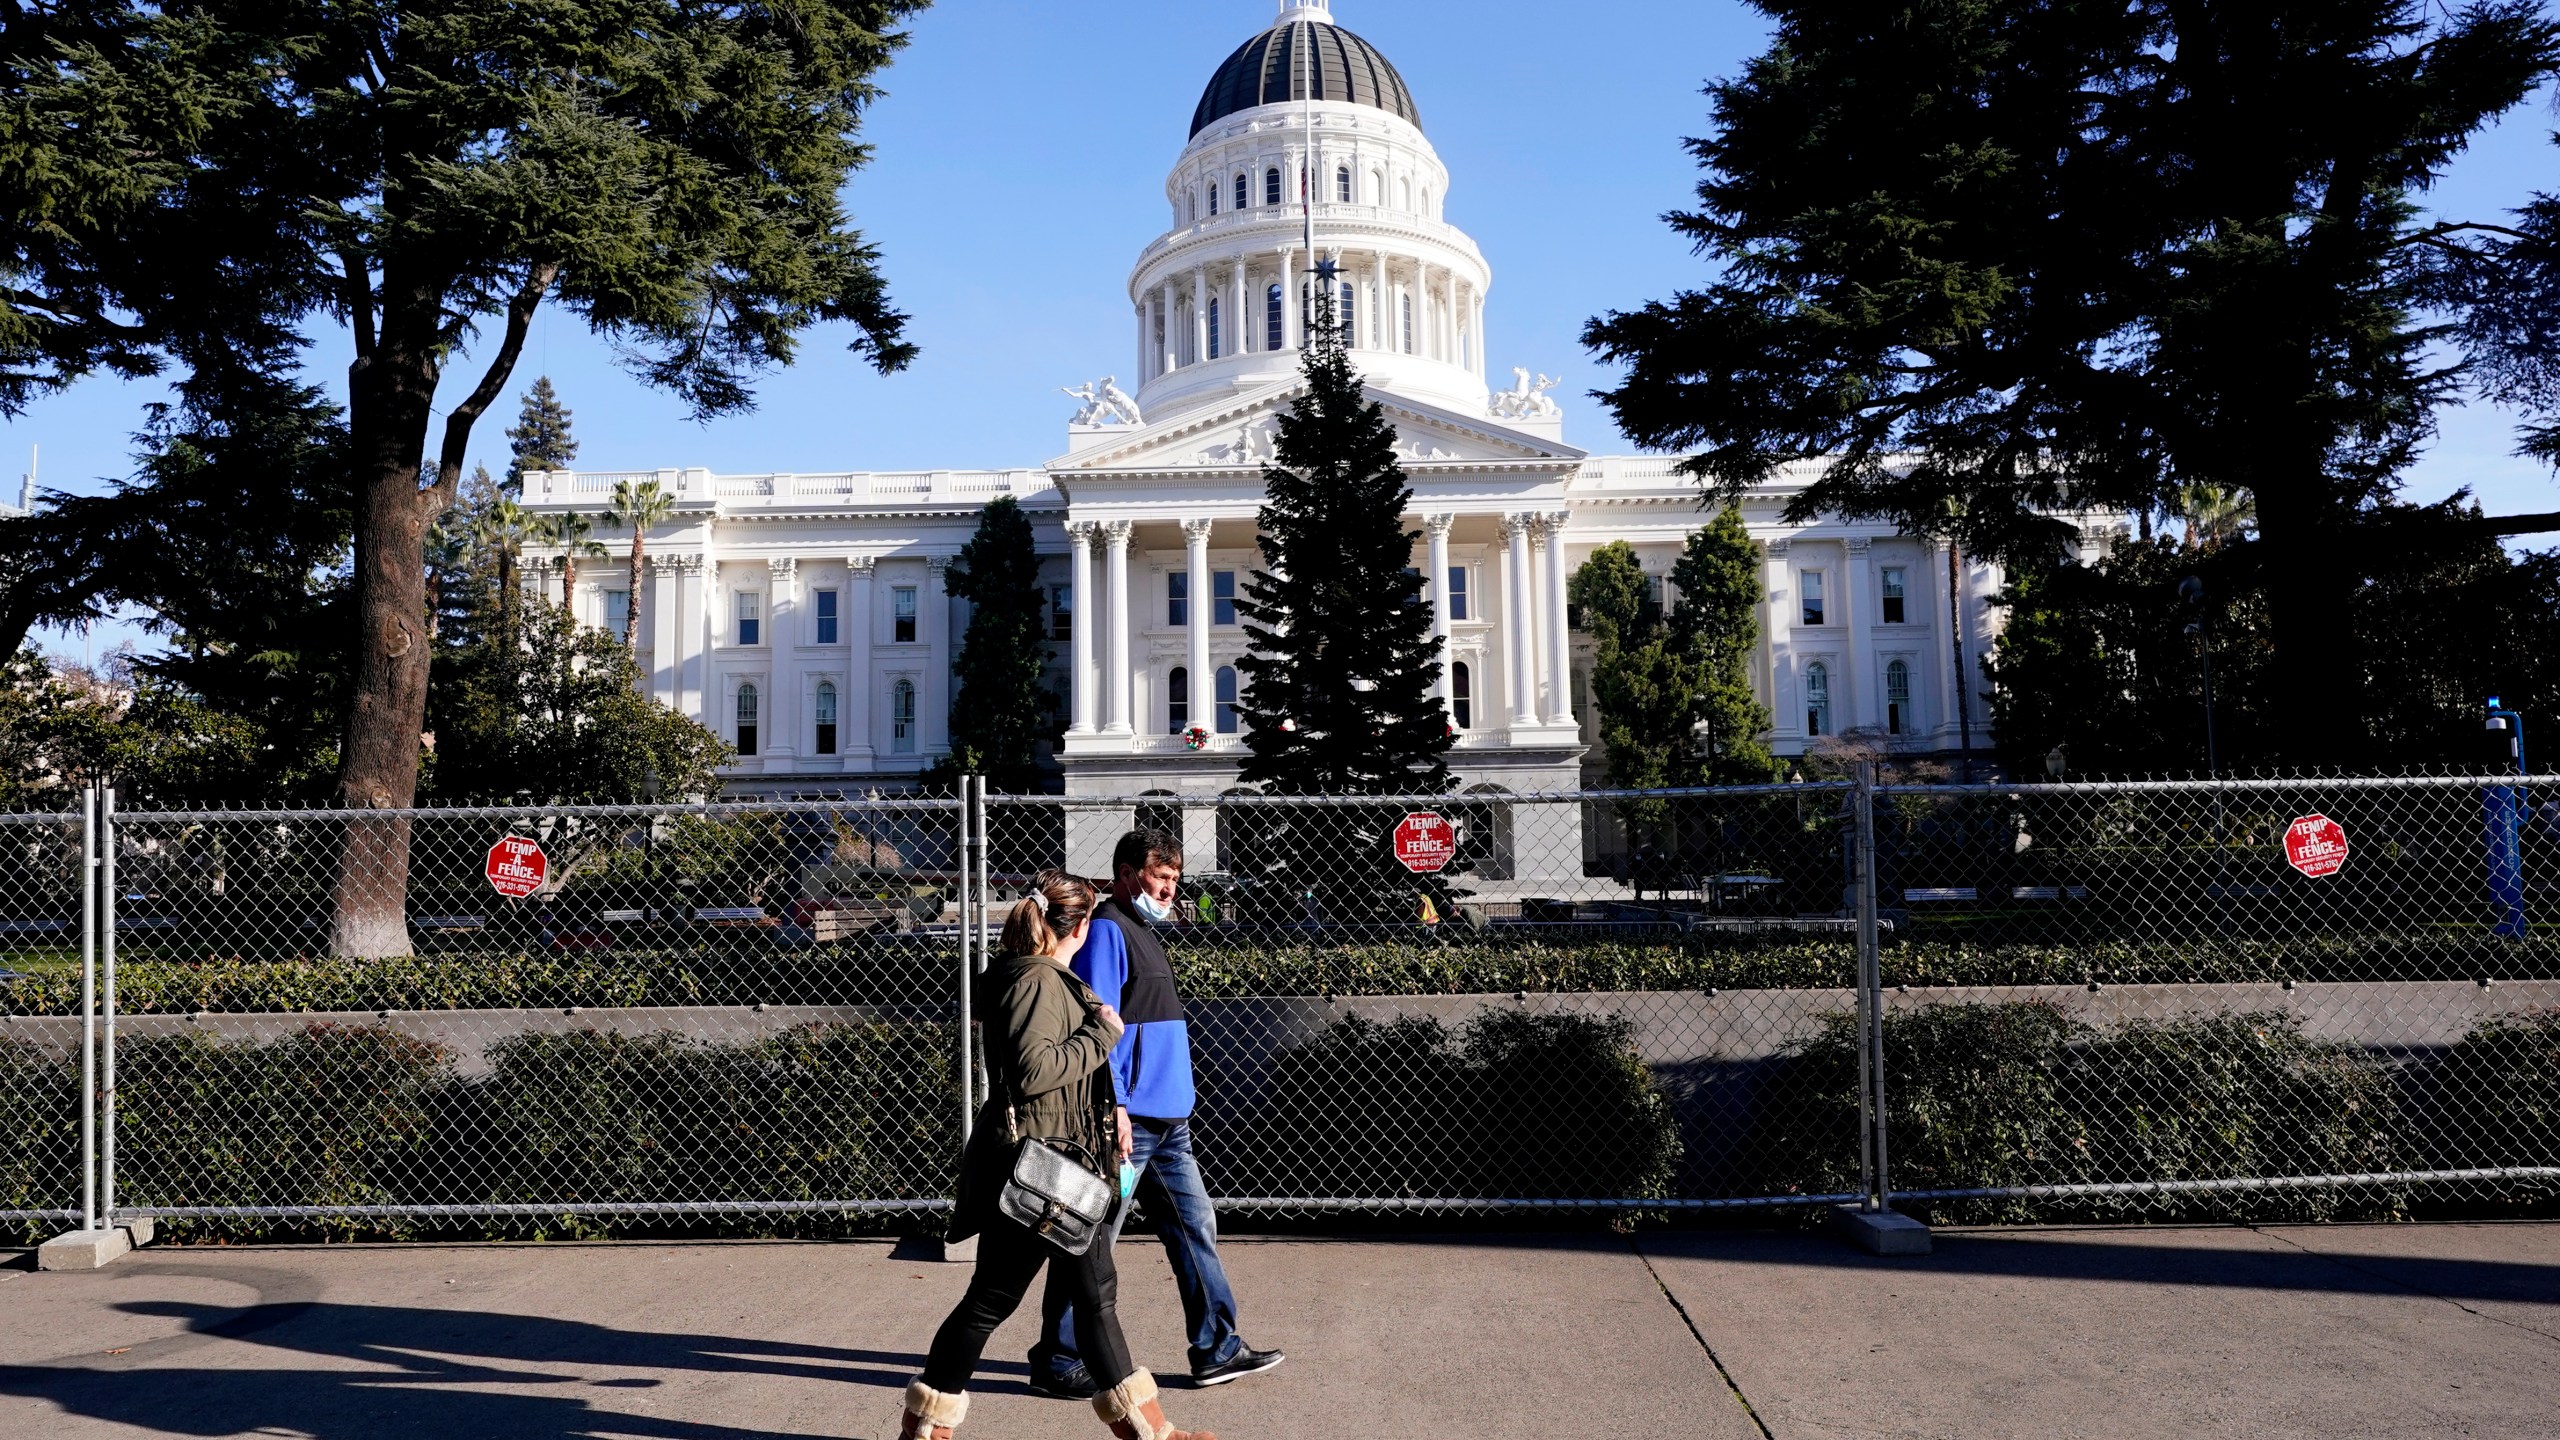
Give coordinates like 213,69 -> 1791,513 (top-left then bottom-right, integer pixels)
523,1 -> 2069,802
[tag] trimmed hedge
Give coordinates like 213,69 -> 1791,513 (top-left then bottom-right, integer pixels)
6,930 -> 2557,1018
1,1035 -> 80,1241
1754,1003 -> 2409,1223
1201,1009 -> 1683,1211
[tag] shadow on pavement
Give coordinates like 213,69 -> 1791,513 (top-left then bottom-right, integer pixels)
1638,1227 -> 2560,1307
0,1288 -> 1005,1440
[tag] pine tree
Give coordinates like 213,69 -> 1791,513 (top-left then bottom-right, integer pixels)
1235,302 -> 1451,797
504,377 -> 578,494
1668,506 -> 1775,785
1572,541 -> 1689,795
941,495 -> 1058,793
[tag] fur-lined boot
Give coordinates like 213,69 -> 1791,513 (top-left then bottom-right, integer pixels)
1093,1369 -> 1217,1440
898,1379 -> 968,1440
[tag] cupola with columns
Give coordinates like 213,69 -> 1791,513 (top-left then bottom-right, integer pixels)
1130,0 -> 1494,425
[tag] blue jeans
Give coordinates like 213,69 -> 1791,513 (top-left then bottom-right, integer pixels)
1034,1118 -> 1242,1379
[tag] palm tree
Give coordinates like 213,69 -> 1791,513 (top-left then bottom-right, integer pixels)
2175,481 -> 2258,551
605,479 -> 677,646
473,498 -> 539,637
536,510 -> 607,615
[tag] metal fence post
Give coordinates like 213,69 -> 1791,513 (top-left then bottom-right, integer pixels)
99,784 -> 119,1227
1854,761 -> 1887,1213
78,783 -> 97,1234
956,776 -> 975,1146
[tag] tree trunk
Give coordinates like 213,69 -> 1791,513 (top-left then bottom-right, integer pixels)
332,322 -> 440,960
626,534 -> 647,649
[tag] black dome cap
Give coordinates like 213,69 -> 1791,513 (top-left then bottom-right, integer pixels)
1190,19 -> 1421,139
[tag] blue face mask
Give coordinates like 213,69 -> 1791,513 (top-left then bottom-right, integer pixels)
1129,892 -> 1174,925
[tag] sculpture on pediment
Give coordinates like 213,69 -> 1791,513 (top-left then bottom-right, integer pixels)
1200,415 -> 1279,467
1064,376 -> 1144,428
1491,367 -> 1563,421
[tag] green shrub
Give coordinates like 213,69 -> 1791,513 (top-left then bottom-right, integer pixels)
2426,1009 -> 2560,1189
1756,1002 -> 2403,1223
0,1036 -> 80,1241
117,1025 -> 452,1236
1203,1007 -> 1681,1209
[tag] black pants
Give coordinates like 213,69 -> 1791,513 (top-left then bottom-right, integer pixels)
924,1214 -> 1137,1395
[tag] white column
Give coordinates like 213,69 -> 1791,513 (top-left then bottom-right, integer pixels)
1765,539 -> 1795,744
1104,521 -> 1134,734
765,558 -> 800,759
1191,268 -> 1209,365
1068,522 -> 1098,734
844,557 -> 876,762
648,556 -> 683,708
1366,253 -> 1384,351
1184,519 -> 1214,732
1279,249 -> 1300,350
921,557 -> 954,757
680,556 -> 710,725
1136,305 -> 1151,383
1841,537 -> 1870,733
1502,515 -> 1538,729
1426,514 -> 1456,714
1539,513 -> 1576,728
1232,258 -> 1248,357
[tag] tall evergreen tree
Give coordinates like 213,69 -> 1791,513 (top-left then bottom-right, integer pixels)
941,495 -> 1057,793
1584,0 -> 2560,764
1669,506 -> 1775,784
1572,541 -> 1688,795
1234,305 -> 1450,797
504,377 -> 578,494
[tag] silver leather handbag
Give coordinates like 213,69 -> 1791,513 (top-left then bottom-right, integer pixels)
998,1131 -> 1115,1256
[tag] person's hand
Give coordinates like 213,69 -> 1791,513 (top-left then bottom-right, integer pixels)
1115,1107 -> 1134,1166
1094,1003 -> 1124,1035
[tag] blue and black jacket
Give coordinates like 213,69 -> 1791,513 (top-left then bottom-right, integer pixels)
1071,896 -> 1195,1121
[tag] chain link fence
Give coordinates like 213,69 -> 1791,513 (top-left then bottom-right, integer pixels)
4,772 -> 2554,1240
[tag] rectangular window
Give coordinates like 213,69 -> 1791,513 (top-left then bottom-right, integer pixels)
1168,667 -> 1190,734
603,589 -> 631,639
815,684 -> 839,756
1168,571 -> 1190,628
1213,571 -> 1238,626
1448,567 -> 1470,622
736,591 -> 762,647
1267,285 -> 1285,352
1801,570 -> 1827,627
893,586 -> 918,644
814,589 -> 840,645
1215,666 -> 1240,735
1050,584 -> 1074,642
1881,567 -> 1907,625
1207,299 -> 1222,361
892,680 -> 917,754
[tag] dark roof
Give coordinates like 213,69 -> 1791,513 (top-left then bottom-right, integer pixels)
1190,20 -> 1421,139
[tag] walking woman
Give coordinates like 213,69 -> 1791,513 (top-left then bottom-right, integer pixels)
901,870 -> 1217,1440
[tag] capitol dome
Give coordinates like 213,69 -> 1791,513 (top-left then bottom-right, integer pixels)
1191,4 -> 1422,138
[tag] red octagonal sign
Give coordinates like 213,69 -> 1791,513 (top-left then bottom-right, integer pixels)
486,836 -> 549,899
2284,815 -> 2349,880
1392,812 -> 1459,875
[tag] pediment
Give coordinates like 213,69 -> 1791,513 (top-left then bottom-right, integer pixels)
1050,378 -> 1586,475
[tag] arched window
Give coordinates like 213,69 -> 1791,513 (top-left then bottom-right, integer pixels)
1337,166 -> 1352,203
1452,662 -> 1474,731
1804,662 -> 1832,738
1235,173 -> 1249,211
1401,293 -> 1415,354
1369,168 -> 1384,204
1400,177 -> 1413,210
736,684 -> 761,757
1207,181 -> 1219,217
1168,666 -> 1191,734
1215,666 -> 1240,734
891,678 -> 917,755
1266,283 -> 1285,352
1265,167 -> 1282,206
1207,297 -> 1222,361
814,681 -> 839,756
1885,659 -> 1912,737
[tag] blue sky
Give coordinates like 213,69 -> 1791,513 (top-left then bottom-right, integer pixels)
7,0 -> 2557,658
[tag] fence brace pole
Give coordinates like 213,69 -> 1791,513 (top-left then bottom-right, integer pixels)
1854,761 -> 1887,1213
79,782 -> 97,1234
100,784 -> 119,1228
956,775 -> 975,1146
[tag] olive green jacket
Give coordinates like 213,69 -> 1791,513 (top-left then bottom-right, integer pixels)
949,951 -> 1124,1241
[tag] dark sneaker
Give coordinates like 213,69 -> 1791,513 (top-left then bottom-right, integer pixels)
1192,1345 -> 1284,1387
1029,1362 -> 1100,1400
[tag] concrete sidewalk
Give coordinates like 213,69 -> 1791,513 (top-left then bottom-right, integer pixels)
0,1223 -> 2552,1439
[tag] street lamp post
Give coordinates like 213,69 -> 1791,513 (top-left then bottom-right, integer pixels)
2179,576 -> 2220,779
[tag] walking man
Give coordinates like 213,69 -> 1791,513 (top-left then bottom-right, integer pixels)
1029,826 -> 1284,1397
